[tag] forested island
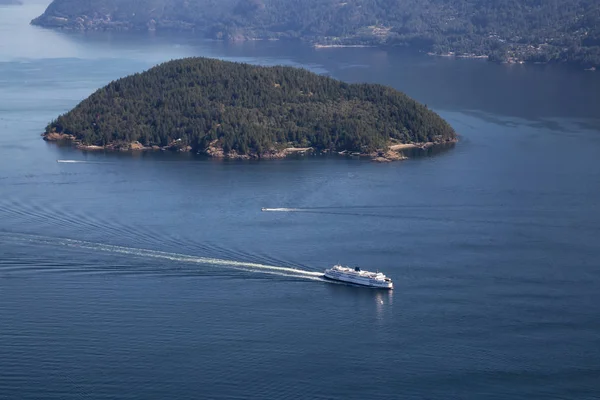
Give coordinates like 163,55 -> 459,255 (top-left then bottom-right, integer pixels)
43,57 -> 456,161
31,0 -> 600,68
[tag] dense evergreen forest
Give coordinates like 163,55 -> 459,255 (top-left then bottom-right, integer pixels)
32,0 -> 600,67
44,58 -> 456,157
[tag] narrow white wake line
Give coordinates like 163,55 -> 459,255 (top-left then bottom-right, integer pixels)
235,267 -> 326,281
85,242 -> 324,276
261,208 -> 304,212
5,232 -> 324,278
56,160 -> 107,164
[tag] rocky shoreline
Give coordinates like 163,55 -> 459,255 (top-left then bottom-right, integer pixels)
42,132 -> 316,159
42,132 -> 191,152
43,132 -> 456,162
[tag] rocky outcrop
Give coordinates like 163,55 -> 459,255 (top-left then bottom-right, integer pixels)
43,130 -> 199,152
76,141 -> 148,151
371,150 -> 408,163
42,132 -> 76,141
204,140 -> 313,160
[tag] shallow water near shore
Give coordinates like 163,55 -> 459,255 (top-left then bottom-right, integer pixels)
1,2 -> 600,399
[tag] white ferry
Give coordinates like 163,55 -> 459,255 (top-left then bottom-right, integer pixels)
324,265 -> 394,289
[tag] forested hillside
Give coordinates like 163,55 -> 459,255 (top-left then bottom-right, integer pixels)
44,57 -> 456,158
32,0 -> 600,67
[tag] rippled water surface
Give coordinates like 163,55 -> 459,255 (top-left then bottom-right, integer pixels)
1,2 -> 600,399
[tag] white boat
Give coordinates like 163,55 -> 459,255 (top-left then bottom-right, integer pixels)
324,264 -> 394,289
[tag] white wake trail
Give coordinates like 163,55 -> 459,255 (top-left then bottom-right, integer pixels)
8,233 -> 323,278
261,208 -> 304,212
57,160 -> 107,164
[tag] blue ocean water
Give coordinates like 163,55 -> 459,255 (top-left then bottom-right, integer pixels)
1,2 -> 599,399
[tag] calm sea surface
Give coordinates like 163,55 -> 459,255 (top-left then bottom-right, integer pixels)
1,2 -> 600,399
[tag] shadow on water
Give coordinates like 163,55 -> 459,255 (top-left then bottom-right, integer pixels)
325,282 -> 395,319
399,141 -> 457,159
326,281 -> 395,297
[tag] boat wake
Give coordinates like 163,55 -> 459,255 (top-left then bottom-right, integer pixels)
0,232 -> 325,281
261,207 -> 304,212
56,160 -> 108,164
258,206 -> 600,232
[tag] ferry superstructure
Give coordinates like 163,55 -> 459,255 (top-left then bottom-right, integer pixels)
324,265 -> 393,289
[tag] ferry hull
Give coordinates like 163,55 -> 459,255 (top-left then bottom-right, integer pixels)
324,270 -> 394,289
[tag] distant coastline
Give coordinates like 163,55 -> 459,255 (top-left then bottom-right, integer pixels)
30,0 -> 600,70
29,19 -> 596,70
427,52 -> 489,60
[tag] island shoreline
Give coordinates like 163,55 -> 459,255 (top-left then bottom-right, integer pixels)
43,132 -> 457,162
